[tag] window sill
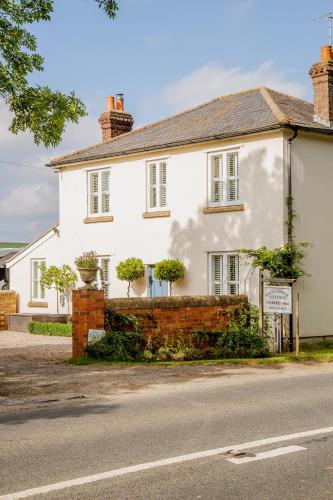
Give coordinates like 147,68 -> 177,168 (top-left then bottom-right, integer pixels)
143,211 -> 170,219
83,216 -> 114,224
28,301 -> 48,308
203,204 -> 244,214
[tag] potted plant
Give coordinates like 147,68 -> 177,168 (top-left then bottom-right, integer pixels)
116,257 -> 145,297
75,251 -> 99,288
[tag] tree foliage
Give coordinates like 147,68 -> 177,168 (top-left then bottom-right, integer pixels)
154,259 -> 185,296
0,0 -> 119,146
116,257 -> 145,297
40,263 -> 77,312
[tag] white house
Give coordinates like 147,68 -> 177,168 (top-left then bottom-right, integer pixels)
7,45 -> 333,340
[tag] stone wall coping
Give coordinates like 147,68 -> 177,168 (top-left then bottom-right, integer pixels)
106,295 -> 247,310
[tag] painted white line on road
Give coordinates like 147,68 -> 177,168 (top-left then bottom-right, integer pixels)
1,426 -> 332,499
228,445 -> 306,464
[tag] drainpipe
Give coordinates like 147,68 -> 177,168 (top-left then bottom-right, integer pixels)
287,127 -> 298,352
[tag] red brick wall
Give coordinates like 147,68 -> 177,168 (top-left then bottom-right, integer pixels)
72,289 -> 105,359
0,291 -> 17,330
106,295 -> 247,341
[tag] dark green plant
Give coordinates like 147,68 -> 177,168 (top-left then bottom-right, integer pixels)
116,258 -> 145,297
215,305 -> 270,358
0,1 -> 118,146
85,330 -> 144,361
154,259 -> 185,296
28,321 -> 72,337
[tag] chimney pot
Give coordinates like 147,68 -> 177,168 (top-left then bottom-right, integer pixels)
116,93 -> 124,112
321,45 -> 332,62
106,96 -> 115,111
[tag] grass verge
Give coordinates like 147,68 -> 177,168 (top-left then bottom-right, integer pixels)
70,345 -> 333,366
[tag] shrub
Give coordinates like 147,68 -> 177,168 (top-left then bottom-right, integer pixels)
215,305 -> 270,358
154,259 -> 185,296
116,257 -> 145,297
28,321 -> 72,337
86,310 -> 144,361
86,330 -> 144,361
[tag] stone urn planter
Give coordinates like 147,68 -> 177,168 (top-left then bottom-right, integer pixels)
75,251 -> 99,290
77,267 -> 98,289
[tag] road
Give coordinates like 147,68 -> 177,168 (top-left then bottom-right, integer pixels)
1,364 -> 333,499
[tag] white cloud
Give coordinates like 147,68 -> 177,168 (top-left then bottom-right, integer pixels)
160,61 -> 307,113
0,101 -> 100,241
0,183 -> 58,217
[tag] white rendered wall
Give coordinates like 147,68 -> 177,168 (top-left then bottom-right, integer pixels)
9,131 -> 285,314
291,132 -> 333,337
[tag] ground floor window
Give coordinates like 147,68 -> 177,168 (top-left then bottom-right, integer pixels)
31,258 -> 45,300
96,256 -> 111,298
209,253 -> 240,295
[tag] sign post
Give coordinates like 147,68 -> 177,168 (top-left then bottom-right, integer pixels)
259,277 -> 296,353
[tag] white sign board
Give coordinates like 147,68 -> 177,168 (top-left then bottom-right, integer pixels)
88,329 -> 105,343
264,285 -> 292,314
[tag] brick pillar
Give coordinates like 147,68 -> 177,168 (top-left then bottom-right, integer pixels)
72,289 -> 105,360
0,291 -> 17,330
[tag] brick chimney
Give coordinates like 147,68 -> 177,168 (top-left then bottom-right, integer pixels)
309,45 -> 333,127
98,94 -> 134,142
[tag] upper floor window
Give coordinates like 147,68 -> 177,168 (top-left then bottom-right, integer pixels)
209,253 -> 239,296
147,160 -> 167,211
208,150 -> 239,207
31,258 -> 45,300
88,169 -> 110,216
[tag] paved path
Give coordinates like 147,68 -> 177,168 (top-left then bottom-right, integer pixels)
1,364 -> 333,499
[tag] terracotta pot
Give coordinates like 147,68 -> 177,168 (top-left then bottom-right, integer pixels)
77,267 -> 98,289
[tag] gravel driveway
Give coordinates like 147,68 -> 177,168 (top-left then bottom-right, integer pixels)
0,330 -> 72,348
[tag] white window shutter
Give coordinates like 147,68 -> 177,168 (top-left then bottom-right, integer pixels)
149,163 -> 157,208
211,255 -> 223,295
227,152 -> 239,202
227,255 -> 239,295
101,171 -> 110,213
159,162 -> 167,208
210,155 -> 223,204
101,257 -> 110,298
89,172 -> 99,214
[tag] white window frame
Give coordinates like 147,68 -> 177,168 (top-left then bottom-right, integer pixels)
208,252 -> 240,296
207,149 -> 240,207
31,258 -> 46,301
94,255 -> 111,298
146,159 -> 168,212
87,168 -> 111,217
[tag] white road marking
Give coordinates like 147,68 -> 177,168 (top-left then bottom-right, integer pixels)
227,445 -> 306,464
1,426 -> 332,499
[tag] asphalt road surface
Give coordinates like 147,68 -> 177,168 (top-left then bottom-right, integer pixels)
1,365 -> 333,499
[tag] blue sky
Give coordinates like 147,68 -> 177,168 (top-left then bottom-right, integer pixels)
0,0 -> 332,242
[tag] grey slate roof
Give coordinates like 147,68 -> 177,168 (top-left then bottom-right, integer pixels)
50,87 -> 333,167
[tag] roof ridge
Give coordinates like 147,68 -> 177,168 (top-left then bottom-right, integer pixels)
266,88 -> 313,107
260,87 -> 289,123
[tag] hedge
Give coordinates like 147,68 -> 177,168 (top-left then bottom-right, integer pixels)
28,321 -> 72,337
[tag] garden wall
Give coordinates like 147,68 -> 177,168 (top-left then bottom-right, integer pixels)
0,291 -> 17,330
106,295 -> 248,340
